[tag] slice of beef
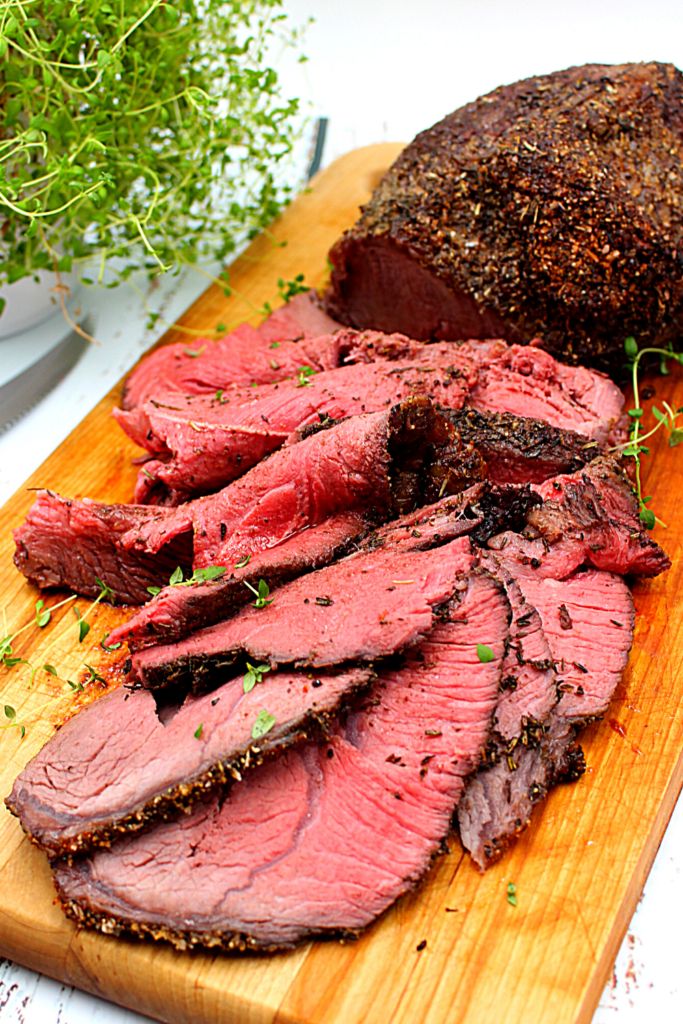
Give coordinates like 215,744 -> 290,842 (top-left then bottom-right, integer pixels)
122,293 -> 343,409
114,348 -> 480,503
16,400 -> 466,607
465,344 -> 625,444
108,512 -> 369,649
446,407 -> 601,484
53,571 -> 508,951
13,493 -> 193,605
458,567 -> 634,868
487,457 -> 670,580
7,666 -> 373,858
130,537 -> 476,690
324,63 -> 683,373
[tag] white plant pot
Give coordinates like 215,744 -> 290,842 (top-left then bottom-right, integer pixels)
0,270 -> 80,340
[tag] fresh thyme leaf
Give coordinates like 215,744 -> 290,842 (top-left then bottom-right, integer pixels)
43,664 -> 58,676
190,566 -> 227,584
234,555 -> 251,569
277,273 -> 309,303
194,723 -> 204,739
476,644 -> 494,663
67,680 -> 85,692
243,662 -> 271,693
506,882 -> 518,907
95,577 -> 114,601
147,586 -> 162,597
251,709 -> 276,740
4,705 -> 16,720
269,341 -> 280,349
35,599 -> 50,628
169,566 -> 185,586
215,389 -> 227,404
101,634 -> 122,652
295,365 -> 315,387
84,664 -> 105,685
73,608 -> 90,643
244,578 -> 273,608
669,429 -> 683,447
624,336 -> 638,359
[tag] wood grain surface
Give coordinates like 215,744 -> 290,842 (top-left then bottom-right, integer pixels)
0,144 -> 681,1024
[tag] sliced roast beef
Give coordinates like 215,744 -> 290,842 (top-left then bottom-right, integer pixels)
131,537 -> 476,689
122,300 -> 340,411
108,512 -> 369,649
115,348 -> 480,503
446,407 -> 600,484
488,457 -> 671,580
16,400 -> 467,607
7,666 -> 373,858
324,63 -> 683,373
13,493 -> 192,605
53,570 -> 508,951
458,567 -> 634,868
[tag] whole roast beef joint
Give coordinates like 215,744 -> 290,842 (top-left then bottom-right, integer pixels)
4,59 -> 679,959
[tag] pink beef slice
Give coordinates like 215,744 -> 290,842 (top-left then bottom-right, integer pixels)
458,567 -> 634,869
12,492 -> 192,605
113,346 -> 480,503
15,400 -> 447,606
6,665 -> 373,858
121,293 -> 343,409
108,513 -> 368,649
487,457 -> 670,580
52,571 -> 508,951
465,344 -> 625,444
130,537 -> 476,690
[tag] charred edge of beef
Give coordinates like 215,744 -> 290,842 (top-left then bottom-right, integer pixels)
15,670 -> 375,860
386,397 -> 485,515
445,407 -> 603,483
469,486 -> 542,545
55,889 -> 364,954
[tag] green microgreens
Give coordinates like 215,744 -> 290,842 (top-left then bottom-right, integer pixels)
243,661 -> 271,693
277,273 -> 309,303
295,365 -> 316,388
506,882 -> 518,907
243,578 -> 273,608
476,644 -> 495,663
0,2 -> 306,291
614,337 -> 683,529
147,564 -> 227,597
251,708 -> 276,739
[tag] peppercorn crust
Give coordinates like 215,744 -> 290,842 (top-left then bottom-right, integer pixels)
326,62 -> 683,373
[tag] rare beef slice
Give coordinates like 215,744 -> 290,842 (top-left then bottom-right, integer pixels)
130,537 -> 476,689
324,62 -> 683,373
458,567 -> 635,868
7,666 -> 373,858
114,346 -> 479,503
53,570 -> 509,951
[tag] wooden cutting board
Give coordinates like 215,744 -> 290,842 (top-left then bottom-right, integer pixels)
0,143 -> 681,1024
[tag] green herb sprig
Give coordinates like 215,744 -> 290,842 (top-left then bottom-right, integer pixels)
617,337 -> 683,529
244,578 -> 273,608
0,1 -> 306,290
243,662 -> 271,693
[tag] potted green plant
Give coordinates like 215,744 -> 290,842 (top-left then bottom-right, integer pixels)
0,0 -> 305,336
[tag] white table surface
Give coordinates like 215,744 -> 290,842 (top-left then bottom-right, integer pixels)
0,1 -> 681,1021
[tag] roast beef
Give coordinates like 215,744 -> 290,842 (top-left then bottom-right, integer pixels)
121,293 -> 344,409
12,493 -> 192,605
130,537 -> 476,689
114,346 -> 481,503
7,666 -> 373,858
446,407 -> 601,484
488,457 -> 671,580
458,567 -> 634,868
53,571 -> 509,951
15,400 -> 466,606
324,62 -> 683,373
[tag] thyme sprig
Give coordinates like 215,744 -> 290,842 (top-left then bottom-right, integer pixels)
616,337 -> 683,529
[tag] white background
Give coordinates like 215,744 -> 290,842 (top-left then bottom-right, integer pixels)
0,1 -> 681,1021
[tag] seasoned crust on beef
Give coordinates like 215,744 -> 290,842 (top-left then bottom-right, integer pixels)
325,62 -> 683,372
